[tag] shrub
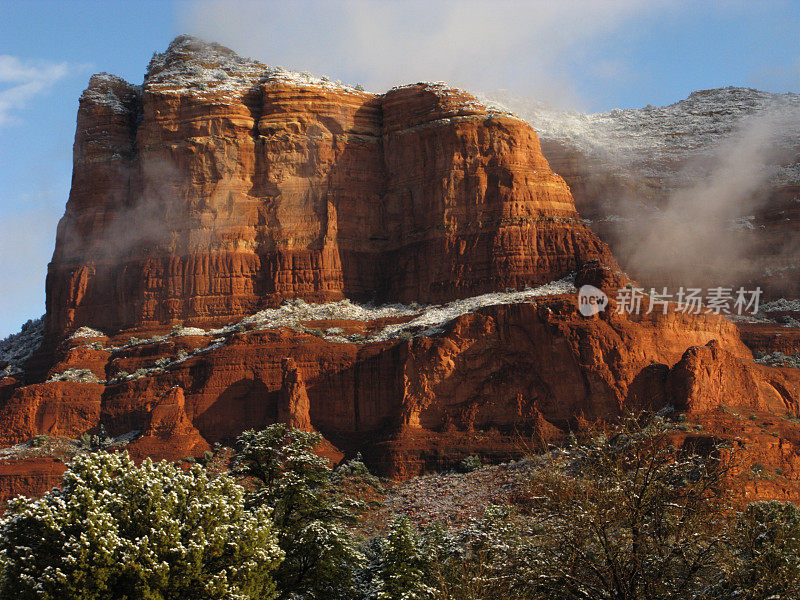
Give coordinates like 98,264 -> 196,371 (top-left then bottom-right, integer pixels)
512,414 -> 735,600
30,434 -> 49,448
0,451 -> 283,600
374,517 -> 435,600
718,501 -> 800,599
456,455 -> 482,473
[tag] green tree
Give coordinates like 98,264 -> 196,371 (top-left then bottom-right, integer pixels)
234,425 -> 365,599
375,516 -> 435,600
0,451 -> 283,600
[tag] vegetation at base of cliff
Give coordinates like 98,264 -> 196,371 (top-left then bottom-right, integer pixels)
1,416 -> 799,600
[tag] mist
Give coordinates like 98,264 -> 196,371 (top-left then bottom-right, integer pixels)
617,106 -> 800,291
178,0 -> 671,110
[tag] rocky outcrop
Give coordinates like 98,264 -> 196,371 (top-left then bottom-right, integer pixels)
667,339 -> 797,413
0,382 -> 103,445
278,358 -> 312,430
498,88 -> 800,299
45,35 -> 611,341
0,459 -> 64,504
127,386 -> 210,460
5,285 -> 798,483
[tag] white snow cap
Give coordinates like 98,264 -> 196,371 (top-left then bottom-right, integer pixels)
144,34 -> 372,97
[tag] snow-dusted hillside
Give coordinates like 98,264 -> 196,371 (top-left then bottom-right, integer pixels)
0,318 -> 44,378
491,87 -> 800,186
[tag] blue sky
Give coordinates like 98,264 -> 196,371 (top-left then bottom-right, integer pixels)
0,0 -> 798,338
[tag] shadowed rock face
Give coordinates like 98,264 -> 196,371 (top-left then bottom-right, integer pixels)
2,36 -> 800,502
45,35 -> 611,340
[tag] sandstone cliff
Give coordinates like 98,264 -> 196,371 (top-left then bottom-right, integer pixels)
1,36 -> 799,501
46,35 -> 609,341
494,88 -> 800,300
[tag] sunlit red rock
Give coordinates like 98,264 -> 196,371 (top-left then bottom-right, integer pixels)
0,36 -> 798,502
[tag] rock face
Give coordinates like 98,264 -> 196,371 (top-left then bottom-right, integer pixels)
126,386 -> 210,460
1,36 -> 800,501
667,339 -> 792,413
45,35 -> 609,341
278,358 -> 312,431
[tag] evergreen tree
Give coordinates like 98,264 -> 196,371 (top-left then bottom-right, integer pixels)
234,425 -> 365,599
0,451 -> 283,600
375,517 -> 435,600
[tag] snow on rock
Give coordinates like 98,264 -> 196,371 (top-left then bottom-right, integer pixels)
62,277 -> 577,384
755,351 -> 800,369
209,274 -> 577,343
730,215 -> 758,231
761,298 -> 800,313
145,34 -> 371,99
488,87 -> 800,186
171,326 -> 209,337
80,72 -> 141,112
391,81 -> 516,118
0,318 -> 44,378
369,275 -> 577,342
70,326 -> 107,339
47,369 -> 103,384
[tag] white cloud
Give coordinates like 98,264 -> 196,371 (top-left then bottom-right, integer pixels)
0,56 -> 72,127
179,0 -> 676,109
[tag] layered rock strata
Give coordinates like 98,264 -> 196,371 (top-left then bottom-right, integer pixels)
46,35 -> 609,341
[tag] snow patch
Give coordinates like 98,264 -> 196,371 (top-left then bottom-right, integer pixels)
755,351 -> 800,369
171,326 -> 207,337
730,216 -> 757,231
761,298 -> 800,313
209,274 -> 577,344
489,87 -> 800,186
47,369 -> 103,384
145,35 -> 371,99
68,277 -> 576,383
70,327 -> 107,339
81,73 -> 141,112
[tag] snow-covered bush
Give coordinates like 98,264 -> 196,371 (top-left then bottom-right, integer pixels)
456,455 -> 482,473
373,517 -> 436,600
108,370 -> 130,384
0,451 -> 284,599
47,368 -> 102,383
70,326 -> 106,339
755,350 -> 800,368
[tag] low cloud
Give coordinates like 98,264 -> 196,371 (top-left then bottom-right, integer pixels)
0,55 -> 73,127
617,105 -> 800,288
179,0 -> 673,109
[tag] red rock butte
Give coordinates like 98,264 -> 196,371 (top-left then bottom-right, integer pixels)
1,36 -> 799,501
46,35 -> 609,340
